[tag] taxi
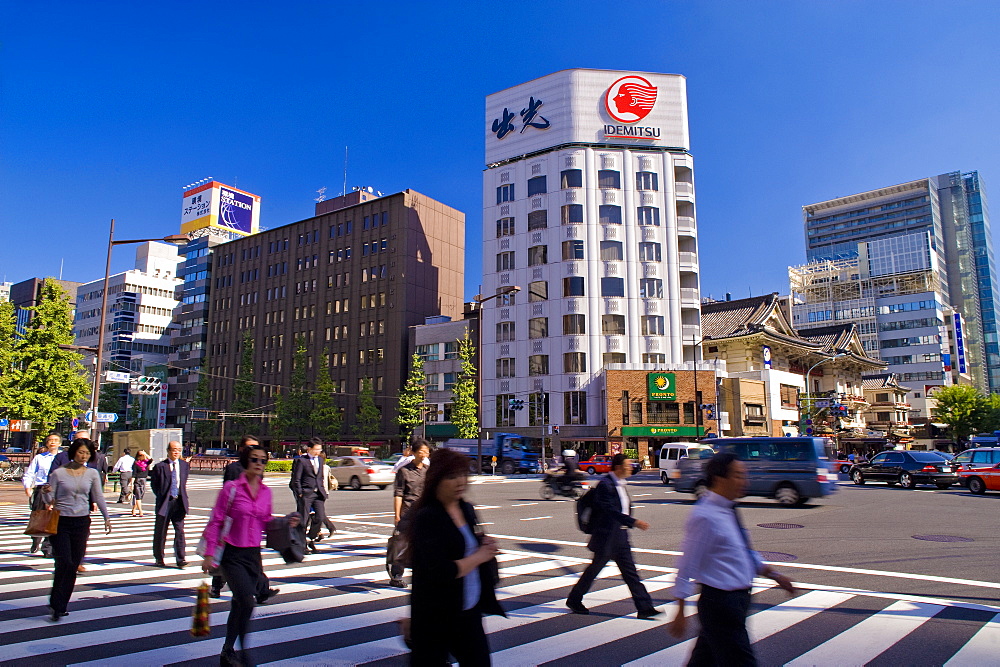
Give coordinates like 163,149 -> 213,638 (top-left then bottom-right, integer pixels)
578,455 -> 614,475
957,451 -> 1000,495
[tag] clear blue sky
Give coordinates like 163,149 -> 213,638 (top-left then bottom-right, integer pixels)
3,1 -> 999,302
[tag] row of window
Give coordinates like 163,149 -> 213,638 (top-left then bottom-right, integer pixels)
416,342 -> 460,361
496,205 -> 660,236
493,347 -> 665,377
880,335 -> 940,349
879,317 -> 944,332
496,241 -> 662,271
498,170 -> 660,203
883,353 -> 942,365
497,314 -> 665,340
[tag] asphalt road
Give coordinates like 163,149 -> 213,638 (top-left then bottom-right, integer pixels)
187,469 -> 1000,609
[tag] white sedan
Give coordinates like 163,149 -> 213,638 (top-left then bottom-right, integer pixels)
329,456 -> 395,490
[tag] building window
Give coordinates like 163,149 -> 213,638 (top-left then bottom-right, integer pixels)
643,353 -> 666,364
529,391 -> 549,426
561,169 -> 583,188
528,245 -> 548,266
563,276 -> 585,297
528,317 -> 548,338
641,315 -> 665,335
631,401 -> 643,423
684,402 -> 696,424
638,242 -> 661,262
564,352 -> 587,373
496,357 -> 516,378
527,210 -> 548,230
599,205 -> 622,225
424,373 -> 441,391
601,277 -> 625,297
561,204 -> 584,224
602,314 -> 626,335
496,321 -> 516,342
600,241 -> 623,261
637,207 -> 660,226
563,313 -> 586,334
528,355 -> 549,375
527,176 -> 547,196
496,251 -> 515,271
639,278 -> 663,298
636,171 -> 659,191
565,391 -> 587,424
416,343 -> 440,361
598,170 -> 621,189
496,394 -> 515,427
496,217 -> 515,237
780,384 -> 799,409
528,280 -> 548,302
648,401 -> 679,424
496,184 -> 515,204
443,372 -> 457,391
444,341 -> 459,359
562,240 -> 584,260
603,352 -> 626,364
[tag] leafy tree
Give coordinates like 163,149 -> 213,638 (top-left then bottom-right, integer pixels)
274,335 -> 311,444
355,377 -> 380,445
311,348 -> 342,441
98,382 -> 127,433
0,300 -> 19,415
14,279 -> 90,435
193,364 -> 215,442
396,352 -> 425,440
230,330 -> 257,434
451,332 -> 479,439
931,384 -> 990,442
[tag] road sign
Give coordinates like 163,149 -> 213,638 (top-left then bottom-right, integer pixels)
814,400 -> 831,408
10,420 -> 32,432
105,371 -> 131,383
72,418 -> 79,428
0,418 -> 8,430
85,411 -> 119,424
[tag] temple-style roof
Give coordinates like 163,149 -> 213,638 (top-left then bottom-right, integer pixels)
861,373 -> 912,392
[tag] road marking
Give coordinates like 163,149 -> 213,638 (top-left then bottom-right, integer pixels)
633,493 -> 652,497
479,522 -> 495,525
945,612 -> 1000,666
519,516 -> 553,521
473,505 -> 501,510
512,502 -> 538,507
787,600 -> 943,666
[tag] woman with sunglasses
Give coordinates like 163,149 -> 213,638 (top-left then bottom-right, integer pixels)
201,446 -> 299,666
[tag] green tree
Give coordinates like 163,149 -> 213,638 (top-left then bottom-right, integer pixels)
311,348 -> 342,441
230,330 -> 257,434
0,300 -> 19,415
98,382 -> 127,433
396,352 -> 425,440
931,384 -> 990,442
451,332 -> 479,439
274,335 -> 311,444
14,279 -> 90,435
193,365 -> 215,442
355,377 -> 380,445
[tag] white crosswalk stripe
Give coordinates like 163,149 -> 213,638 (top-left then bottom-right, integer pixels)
0,506 -> 997,666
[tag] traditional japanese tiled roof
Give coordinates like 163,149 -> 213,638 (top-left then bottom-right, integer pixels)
861,373 -> 911,392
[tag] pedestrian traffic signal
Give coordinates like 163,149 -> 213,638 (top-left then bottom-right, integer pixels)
552,425 -> 559,435
130,376 -> 162,394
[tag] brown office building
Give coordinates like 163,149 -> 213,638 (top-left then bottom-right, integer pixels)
206,189 -> 465,446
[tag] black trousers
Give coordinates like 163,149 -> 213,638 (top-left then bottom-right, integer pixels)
410,608 -> 490,666
29,488 -> 52,555
153,497 -> 186,564
687,585 -> 755,667
567,529 -> 653,611
219,545 -> 263,650
49,515 -> 91,615
297,490 -> 327,540
212,551 -> 270,595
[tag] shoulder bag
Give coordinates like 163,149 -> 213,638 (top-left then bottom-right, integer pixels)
196,483 -> 238,568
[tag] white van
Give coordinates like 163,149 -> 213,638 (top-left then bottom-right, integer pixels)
658,442 -> 713,485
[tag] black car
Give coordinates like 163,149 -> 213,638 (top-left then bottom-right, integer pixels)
851,450 -> 959,489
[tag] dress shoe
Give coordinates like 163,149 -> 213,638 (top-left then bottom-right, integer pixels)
388,578 -> 408,589
77,564 -> 86,573
209,587 -> 222,599
307,540 -> 319,554
636,607 -> 661,620
29,542 -> 40,554
566,600 -> 590,615
154,560 -> 167,568
219,646 -> 243,666
256,588 -> 279,604
176,561 -> 189,569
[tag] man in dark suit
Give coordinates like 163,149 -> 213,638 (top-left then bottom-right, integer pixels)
290,437 -> 328,553
150,440 -> 190,568
566,453 -> 659,619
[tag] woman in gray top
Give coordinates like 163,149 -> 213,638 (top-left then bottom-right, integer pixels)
44,438 -> 111,622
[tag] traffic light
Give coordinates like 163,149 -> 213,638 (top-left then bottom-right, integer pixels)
508,398 -> 525,410
130,376 -> 162,395
552,425 -> 559,435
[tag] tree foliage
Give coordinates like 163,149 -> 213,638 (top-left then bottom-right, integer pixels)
311,348 -> 342,441
396,352 -> 425,440
98,382 -> 127,433
273,335 -> 312,444
451,332 -> 479,439
931,384 -> 992,442
193,362 -> 215,442
12,279 -> 90,434
0,300 -> 19,414
355,377 -> 380,445
230,330 -> 257,434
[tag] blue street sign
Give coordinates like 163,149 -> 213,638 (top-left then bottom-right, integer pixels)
72,418 -> 79,428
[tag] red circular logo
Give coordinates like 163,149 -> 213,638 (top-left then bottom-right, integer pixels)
605,76 -> 657,123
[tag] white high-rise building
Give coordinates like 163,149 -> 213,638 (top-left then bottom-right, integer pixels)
481,69 -> 700,441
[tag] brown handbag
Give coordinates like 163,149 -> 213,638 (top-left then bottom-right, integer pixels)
24,508 -> 60,537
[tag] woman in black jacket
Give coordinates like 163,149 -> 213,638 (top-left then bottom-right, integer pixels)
409,448 -> 504,665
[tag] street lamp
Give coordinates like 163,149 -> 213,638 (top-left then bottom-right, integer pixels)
801,352 -> 847,433
88,218 -> 190,447
474,284 -> 520,474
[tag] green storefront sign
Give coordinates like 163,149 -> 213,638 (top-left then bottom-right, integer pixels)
621,426 -> 705,437
647,372 -> 676,400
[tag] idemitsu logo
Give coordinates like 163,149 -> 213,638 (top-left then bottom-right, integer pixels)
604,76 -> 657,123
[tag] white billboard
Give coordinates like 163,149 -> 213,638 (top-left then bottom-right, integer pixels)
485,69 -> 689,165
181,181 -> 261,236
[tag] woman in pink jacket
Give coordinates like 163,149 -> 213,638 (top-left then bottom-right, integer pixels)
201,445 -> 298,666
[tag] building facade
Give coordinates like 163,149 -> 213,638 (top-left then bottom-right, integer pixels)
205,189 -> 464,445
410,314 -> 473,442
480,69 -> 701,446
802,172 -> 996,393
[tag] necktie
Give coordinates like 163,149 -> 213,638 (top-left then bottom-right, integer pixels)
170,461 -> 179,498
732,506 -> 756,566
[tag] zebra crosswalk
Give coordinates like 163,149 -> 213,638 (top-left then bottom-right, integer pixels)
0,504 -> 997,666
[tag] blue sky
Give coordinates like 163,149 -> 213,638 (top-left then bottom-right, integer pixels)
3,1 -> 999,302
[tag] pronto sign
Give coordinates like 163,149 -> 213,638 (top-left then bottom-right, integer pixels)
180,181 -> 260,236
647,372 -> 676,401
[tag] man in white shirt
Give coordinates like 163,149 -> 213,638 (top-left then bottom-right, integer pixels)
669,452 -> 796,665
391,444 -> 414,473
112,448 -> 136,503
291,438 -> 329,553
23,433 -> 62,555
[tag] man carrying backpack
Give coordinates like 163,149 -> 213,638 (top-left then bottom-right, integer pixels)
567,454 -> 659,619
